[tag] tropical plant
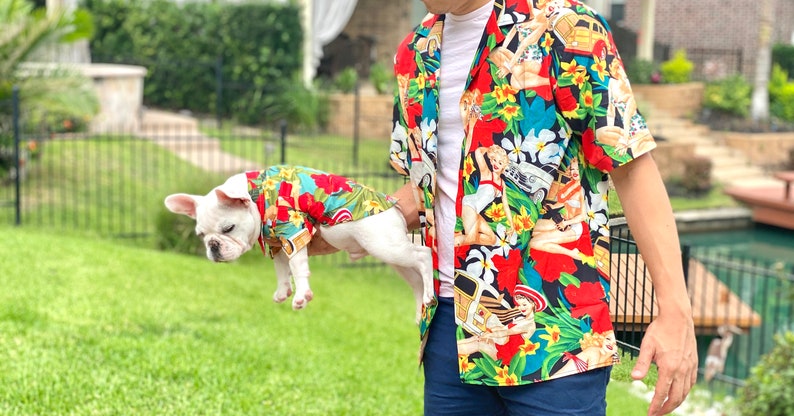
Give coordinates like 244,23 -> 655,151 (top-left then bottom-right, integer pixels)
0,0 -> 98,131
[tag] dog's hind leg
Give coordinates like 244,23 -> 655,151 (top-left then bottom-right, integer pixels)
287,248 -> 313,310
272,251 -> 293,303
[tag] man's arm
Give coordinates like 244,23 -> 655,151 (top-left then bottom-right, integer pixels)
610,153 -> 698,416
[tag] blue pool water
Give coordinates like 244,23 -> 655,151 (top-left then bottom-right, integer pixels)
679,224 -> 794,266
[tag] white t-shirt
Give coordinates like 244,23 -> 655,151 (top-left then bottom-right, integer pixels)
436,2 -> 492,297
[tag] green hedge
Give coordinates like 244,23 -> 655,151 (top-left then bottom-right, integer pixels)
83,0 -> 306,127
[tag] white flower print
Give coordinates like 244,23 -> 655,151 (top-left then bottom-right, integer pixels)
390,123 -> 408,167
465,246 -> 498,285
587,180 -> 610,236
493,223 -> 517,257
526,128 -> 563,166
502,135 -> 533,164
420,118 -> 438,153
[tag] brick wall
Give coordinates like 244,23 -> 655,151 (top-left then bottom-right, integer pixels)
620,0 -> 794,80
340,0 -> 413,68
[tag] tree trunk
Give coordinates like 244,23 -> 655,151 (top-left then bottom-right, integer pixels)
750,0 -> 776,123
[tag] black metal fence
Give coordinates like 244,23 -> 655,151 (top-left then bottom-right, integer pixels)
3,91 -> 794,394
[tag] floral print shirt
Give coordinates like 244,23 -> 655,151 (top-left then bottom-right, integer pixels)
247,166 -> 397,257
390,0 -> 656,386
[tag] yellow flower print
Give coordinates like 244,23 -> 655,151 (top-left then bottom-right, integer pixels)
277,166 -> 297,179
539,325 -> 561,346
581,89 -> 594,108
512,206 -> 534,234
263,176 -> 278,192
493,85 -> 518,105
497,103 -> 521,121
540,33 -> 554,52
495,366 -> 519,386
364,199 -> 385,214
520,340 -> 540,356
416,72 -> 426,90
458,355 -> 476,373
463,155 -> 476,181
591,55 -> 609,80
288,210 -> 304,228
561,59 -> 585,79
572,70 -> 588,88
485,203 -> 507,222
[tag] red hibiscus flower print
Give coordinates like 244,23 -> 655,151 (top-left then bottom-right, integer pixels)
312,173 -> 353,194
555,86 -> 578,113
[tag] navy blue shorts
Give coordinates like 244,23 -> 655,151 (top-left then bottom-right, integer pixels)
423,297 -> 611,416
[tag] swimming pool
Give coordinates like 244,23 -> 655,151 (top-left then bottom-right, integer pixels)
679,223 -> 794,267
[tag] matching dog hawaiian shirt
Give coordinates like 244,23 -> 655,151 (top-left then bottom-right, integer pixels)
390,0 -> 656,386
246,166 -> 397,257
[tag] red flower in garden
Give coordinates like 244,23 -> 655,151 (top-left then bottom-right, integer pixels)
312,173 -> 353,195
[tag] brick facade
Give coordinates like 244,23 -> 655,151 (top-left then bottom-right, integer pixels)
620,0 -> 794,80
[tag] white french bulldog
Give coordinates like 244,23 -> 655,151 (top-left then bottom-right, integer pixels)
164,166 -> 434,322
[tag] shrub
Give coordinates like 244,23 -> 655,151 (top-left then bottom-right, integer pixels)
334,67 -> 358,93
86,0 -> 304,128
660,49 -> 694,84
769,64 -> 794,122
702,74 -> 752,117
680,156 -> 712,195
738,331 -> 794,416
369,61 -> 394,95
772,44 -> 794,79
625,58 -> 657,85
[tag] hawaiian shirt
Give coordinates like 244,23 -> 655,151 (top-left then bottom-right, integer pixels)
246,166 -> 397,257
390,0 -> 656,386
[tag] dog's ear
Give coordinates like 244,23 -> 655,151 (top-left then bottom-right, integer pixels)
215,186 -> 251,209
164,193 -> 202,219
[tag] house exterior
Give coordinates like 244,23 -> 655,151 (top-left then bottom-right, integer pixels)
325,0 -> 794,82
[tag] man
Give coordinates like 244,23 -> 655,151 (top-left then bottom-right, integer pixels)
388,0 -> 698,415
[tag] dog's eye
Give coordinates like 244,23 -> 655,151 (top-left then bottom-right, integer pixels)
222,224 -> 235,234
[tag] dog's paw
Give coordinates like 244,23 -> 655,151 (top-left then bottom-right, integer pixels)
273,288 -> 292,303
291,289 -> 313,310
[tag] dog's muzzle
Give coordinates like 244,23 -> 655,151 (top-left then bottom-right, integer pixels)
208,239 -> 223,261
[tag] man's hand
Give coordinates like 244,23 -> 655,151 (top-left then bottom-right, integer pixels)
307,235 -> 339,256
631,312 -> 698,416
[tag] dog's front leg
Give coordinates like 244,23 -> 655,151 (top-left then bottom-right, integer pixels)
287,247 -> 313,310
272,251 -> 293,303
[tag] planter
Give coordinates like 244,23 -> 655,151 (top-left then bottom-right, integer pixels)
632,82 -> 705,119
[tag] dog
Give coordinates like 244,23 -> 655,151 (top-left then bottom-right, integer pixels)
164,165 -> 434,322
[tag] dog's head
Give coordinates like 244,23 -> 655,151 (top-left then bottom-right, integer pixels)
164,174 -> 261,262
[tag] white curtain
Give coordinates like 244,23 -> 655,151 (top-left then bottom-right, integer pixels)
309,0 -> 358,80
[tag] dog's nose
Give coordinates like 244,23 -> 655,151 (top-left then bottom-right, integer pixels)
208,240 -> 222,260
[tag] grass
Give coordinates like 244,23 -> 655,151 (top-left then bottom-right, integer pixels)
0,226 -> 423,415
0,226 -> 661,415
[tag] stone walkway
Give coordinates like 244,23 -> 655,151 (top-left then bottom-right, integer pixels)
137,109 -> 260,173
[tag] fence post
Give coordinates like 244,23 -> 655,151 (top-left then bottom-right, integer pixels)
681,243 -> 690,286
352,74 -> 360,167
215,56 -> 223,129
12,85 -> 21,226
280,119 -> 287,164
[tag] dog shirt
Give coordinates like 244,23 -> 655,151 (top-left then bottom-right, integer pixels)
246,166 -> 398,257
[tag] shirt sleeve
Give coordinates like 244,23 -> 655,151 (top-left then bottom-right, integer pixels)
552,7 -> 656,173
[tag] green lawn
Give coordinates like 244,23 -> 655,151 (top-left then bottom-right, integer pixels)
1,226 -> 657,415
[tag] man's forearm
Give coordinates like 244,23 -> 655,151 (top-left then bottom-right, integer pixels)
611,153 -> 692,317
